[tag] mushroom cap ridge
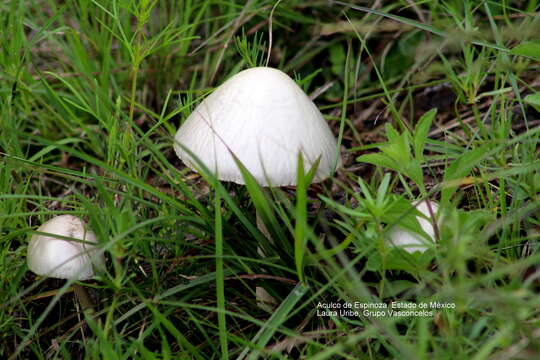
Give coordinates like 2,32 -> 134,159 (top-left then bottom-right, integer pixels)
27,215 -> 102,280
174,67 -> 339,186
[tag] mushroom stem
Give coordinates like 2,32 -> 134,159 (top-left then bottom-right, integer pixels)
73,283 -> 94,314
255,210 -> 277,311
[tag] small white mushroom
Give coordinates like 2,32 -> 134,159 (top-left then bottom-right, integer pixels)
174,67 -> 339,186
387,201 -> 440,253
27,215 -> 102,280
27,214 -> 103,313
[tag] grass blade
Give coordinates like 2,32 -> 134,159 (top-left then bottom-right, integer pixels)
238,283 -> 310,360
215,188 -> 228,359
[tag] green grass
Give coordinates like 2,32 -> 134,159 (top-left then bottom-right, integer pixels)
1,0 -> 540,359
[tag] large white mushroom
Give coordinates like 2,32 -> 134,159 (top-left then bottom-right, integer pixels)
174,67 -> 340,310
387,201 -> 440,253
173,67 -> 339,186
27,215 -> 103,311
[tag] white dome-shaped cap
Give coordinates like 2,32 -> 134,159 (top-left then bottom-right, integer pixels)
174,67 -> 340,186
27,215 -> 103,280
387,201 -> 439,253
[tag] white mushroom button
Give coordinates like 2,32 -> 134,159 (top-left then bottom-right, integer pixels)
387,201 -> 440,253
27,215 -> 102,280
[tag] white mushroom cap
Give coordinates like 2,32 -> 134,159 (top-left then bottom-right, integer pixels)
27,215 -> 103,280
174,67 -> 339,186
387,201 -> 439,253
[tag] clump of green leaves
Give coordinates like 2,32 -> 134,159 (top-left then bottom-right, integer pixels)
234,30 -> 267,68
358,109 -> 437,196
